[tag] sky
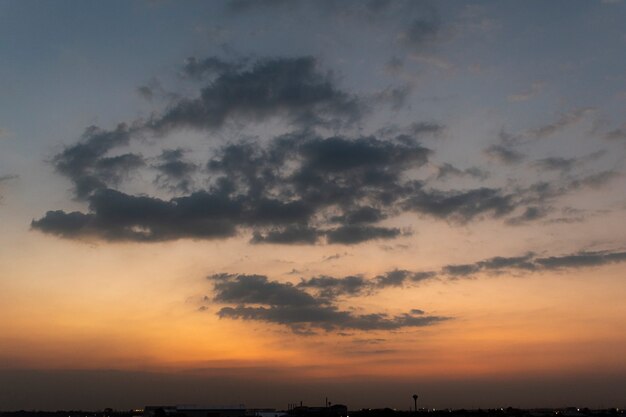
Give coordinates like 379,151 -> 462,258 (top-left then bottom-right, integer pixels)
1,0 -> 626,411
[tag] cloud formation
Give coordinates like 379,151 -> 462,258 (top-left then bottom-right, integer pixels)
152,56 -> 362,132
203,246 -> 626,333
52,124 -> 140,198
484,144 -> 526,165
35,124 -> 616,243
208,273 -> 449,333
34,55 -> 618,246
34,132 -> 436,243
153,148 -> 198,192
527,108 -> 594,139
0,174 -> 18,202
294,248 -> 626,295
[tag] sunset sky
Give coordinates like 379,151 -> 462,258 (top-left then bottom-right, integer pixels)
1,0 -> 626,411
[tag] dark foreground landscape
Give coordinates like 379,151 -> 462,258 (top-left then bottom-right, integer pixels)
1,405 -> 623,417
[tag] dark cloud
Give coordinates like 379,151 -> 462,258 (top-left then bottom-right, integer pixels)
297,275 -> 368,298
29,210 -> 93,238
205,247 -> 626,333
296,269 -> 437,299
436,163 -> 489,181
408,122 -> 446,138
209,273 -> 448,333
440,249 -> 626,277
326,225 -> 402,244
534,250 -> 626,270
378,122 -> 445,140
38,124 -> 593,243
153,148 -> 198,192
36,132 -> 437,244
442,263 -> 481,277
331,206 -> 385,225
484,144 -> 526,165
374,269 -> 408,287
532,157 -> 577,173
209,273 -> 319,307
32,189 -> 240,242
151,56 -> 362,132
485,110 -> 596,169
374,269 -> 436,287
476,253 -> 537,271
404,186 -> 515,223
38,53 -> 610,246
52,124 -> 138,198
217,304 -> 447,332
251,226 -> 321,244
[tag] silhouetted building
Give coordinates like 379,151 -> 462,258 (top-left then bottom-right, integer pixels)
246,410 -> 287,417
144,405 -> 246,417
288,405 -> 348,417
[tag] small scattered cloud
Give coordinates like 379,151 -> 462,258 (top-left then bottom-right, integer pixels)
532,157 -> 577,173
568,170 -> 621,190
484,144 -> 526,165
436,163 -> 489,181
0,174 -> 18,202
441,249 -> 626,276
527,108 -> 595,139
507,81 -> 544,102
399,15 -> 442,50
604,125 -> 626,141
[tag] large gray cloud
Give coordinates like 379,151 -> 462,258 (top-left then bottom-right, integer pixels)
35,126 -> 615,243
52,124 -> 141,198
34,133 -> 433,244
204,246 -> 626,333
207,273 -> 449,333
49,56 -> 362,200
404,186 -> 515,223
32,189 -> 240,241
152,56 -> 362,133
35,55 -> 617,245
